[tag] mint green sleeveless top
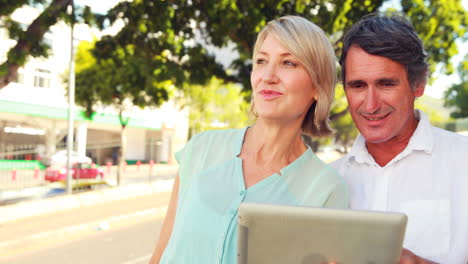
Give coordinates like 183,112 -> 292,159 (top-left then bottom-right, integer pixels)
160,127 -> 348,264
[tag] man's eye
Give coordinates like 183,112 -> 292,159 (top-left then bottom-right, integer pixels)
348,83 -> 364,89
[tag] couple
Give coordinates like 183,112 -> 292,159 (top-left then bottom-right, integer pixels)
150,13 -> 468,264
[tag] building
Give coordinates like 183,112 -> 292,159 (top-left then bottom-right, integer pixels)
0,5 -> 188,166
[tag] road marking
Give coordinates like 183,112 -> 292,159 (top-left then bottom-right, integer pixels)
0,206 -> 167,261
121,254 -> 152,264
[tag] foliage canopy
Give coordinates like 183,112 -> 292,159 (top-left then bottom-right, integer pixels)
444,56 -> 468,118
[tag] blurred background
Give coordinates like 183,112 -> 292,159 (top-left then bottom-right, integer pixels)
0,0 -> 466,263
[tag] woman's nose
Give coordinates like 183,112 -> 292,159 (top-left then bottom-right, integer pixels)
263,64 -> 279,84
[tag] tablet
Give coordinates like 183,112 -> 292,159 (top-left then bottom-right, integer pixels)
237,203 -> 407,264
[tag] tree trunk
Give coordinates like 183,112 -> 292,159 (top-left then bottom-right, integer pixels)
117,124 -> 127,186
117,109 -> 130,186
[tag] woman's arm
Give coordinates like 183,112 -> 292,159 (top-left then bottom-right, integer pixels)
324,181 -> 349,209
149,174 -> 180,264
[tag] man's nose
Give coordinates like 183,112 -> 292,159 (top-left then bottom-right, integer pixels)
364,87 -> 380,113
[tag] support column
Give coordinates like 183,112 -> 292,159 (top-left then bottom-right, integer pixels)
45,121 -> 58,162
160,128 -> 174,164
76,123 -> 87,158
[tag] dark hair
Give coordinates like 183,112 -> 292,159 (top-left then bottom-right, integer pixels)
339,13 -> 429,90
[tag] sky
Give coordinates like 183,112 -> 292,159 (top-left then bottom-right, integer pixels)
75,0 -> 122,14
76,0 -> 468,99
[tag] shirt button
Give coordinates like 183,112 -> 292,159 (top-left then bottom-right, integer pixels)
240,190 -> 245,196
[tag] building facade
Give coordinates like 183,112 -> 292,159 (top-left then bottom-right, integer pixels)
0,5 -> 188,166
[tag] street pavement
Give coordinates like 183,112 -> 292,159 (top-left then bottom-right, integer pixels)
4,218 -> 164,264
0,190 -> 172,263
0,164 -> 178,263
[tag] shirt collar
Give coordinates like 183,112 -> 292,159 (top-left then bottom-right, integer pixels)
405,109 -> 433,154
346,109 -> 434,166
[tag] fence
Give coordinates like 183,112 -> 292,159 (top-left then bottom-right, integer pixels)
0,140 -> 177,204
0,143 -> 44,161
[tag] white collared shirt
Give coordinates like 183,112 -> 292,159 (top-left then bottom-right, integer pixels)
332,110 -> 468,264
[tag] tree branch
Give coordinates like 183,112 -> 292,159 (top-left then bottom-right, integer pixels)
330,107 -> 348,121
228,31 -> 251,55
0,0 -> 71,89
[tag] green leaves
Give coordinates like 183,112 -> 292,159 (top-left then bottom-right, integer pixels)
444,55 -> 468,118
183,77 -> 250,136
74,38 -> 179,121
403,0 -> 467,75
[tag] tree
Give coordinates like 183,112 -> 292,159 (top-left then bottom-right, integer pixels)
330,85 -> 358,152
74,40 -> 177,186
444,56 -> 468,118
93,0 -> 466,92
79,0 -> 466,155
401,0 -> 468,75
182,77 -> 250,139
0,0 -> 95,88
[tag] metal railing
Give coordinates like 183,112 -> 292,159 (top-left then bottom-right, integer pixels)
0,140 -> 176,205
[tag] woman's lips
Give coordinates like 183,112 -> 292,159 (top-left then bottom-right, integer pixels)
259,89 -> 284,100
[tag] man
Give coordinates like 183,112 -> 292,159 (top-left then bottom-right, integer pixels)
332,13 -> 468,264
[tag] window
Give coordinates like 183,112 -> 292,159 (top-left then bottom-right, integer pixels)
33,69 -> 51,88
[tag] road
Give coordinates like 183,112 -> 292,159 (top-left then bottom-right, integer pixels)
0,191 -> 171,264
3,219 -> 163,264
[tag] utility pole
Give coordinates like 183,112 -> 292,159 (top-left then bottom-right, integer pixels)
66,0 -> 75,195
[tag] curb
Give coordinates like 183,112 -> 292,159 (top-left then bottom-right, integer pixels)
0,179 -> 175,224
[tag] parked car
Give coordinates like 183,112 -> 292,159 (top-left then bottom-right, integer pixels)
43,150 -> 92,166
45,162 -> 104,182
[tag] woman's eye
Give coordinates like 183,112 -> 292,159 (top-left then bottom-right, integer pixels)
256,59 -> 266,64
284,60 -> 296,67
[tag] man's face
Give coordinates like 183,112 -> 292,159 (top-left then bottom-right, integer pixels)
344,46 -> 424,144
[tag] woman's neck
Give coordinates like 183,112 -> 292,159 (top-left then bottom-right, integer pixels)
241,118 -> 307,165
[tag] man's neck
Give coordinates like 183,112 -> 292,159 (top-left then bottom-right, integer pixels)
366,118 -> 419,167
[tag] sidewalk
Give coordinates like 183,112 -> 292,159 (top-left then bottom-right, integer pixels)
0,163 -> 178,224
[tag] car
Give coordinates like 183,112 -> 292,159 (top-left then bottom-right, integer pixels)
43,150 -> 92,166
45,162 -> 104,182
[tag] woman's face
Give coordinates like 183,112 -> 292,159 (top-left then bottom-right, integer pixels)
251,34 -> 316,123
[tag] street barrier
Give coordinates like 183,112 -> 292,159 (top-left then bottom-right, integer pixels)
0,160 -> 176,206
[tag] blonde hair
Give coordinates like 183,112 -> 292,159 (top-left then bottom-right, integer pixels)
252,15 -> 336,137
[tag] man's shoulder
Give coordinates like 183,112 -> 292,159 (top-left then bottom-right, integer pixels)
431,125 -> 468,148
330,154 -> 350,172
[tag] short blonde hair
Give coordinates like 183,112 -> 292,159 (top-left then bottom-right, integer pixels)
252,15 -> 336,137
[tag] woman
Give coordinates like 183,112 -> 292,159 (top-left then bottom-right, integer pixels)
150,15 -> 348,264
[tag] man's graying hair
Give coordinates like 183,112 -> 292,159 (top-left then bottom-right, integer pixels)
339,13 -> 429,90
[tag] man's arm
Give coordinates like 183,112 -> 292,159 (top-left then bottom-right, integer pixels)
149,174 -> 180,264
